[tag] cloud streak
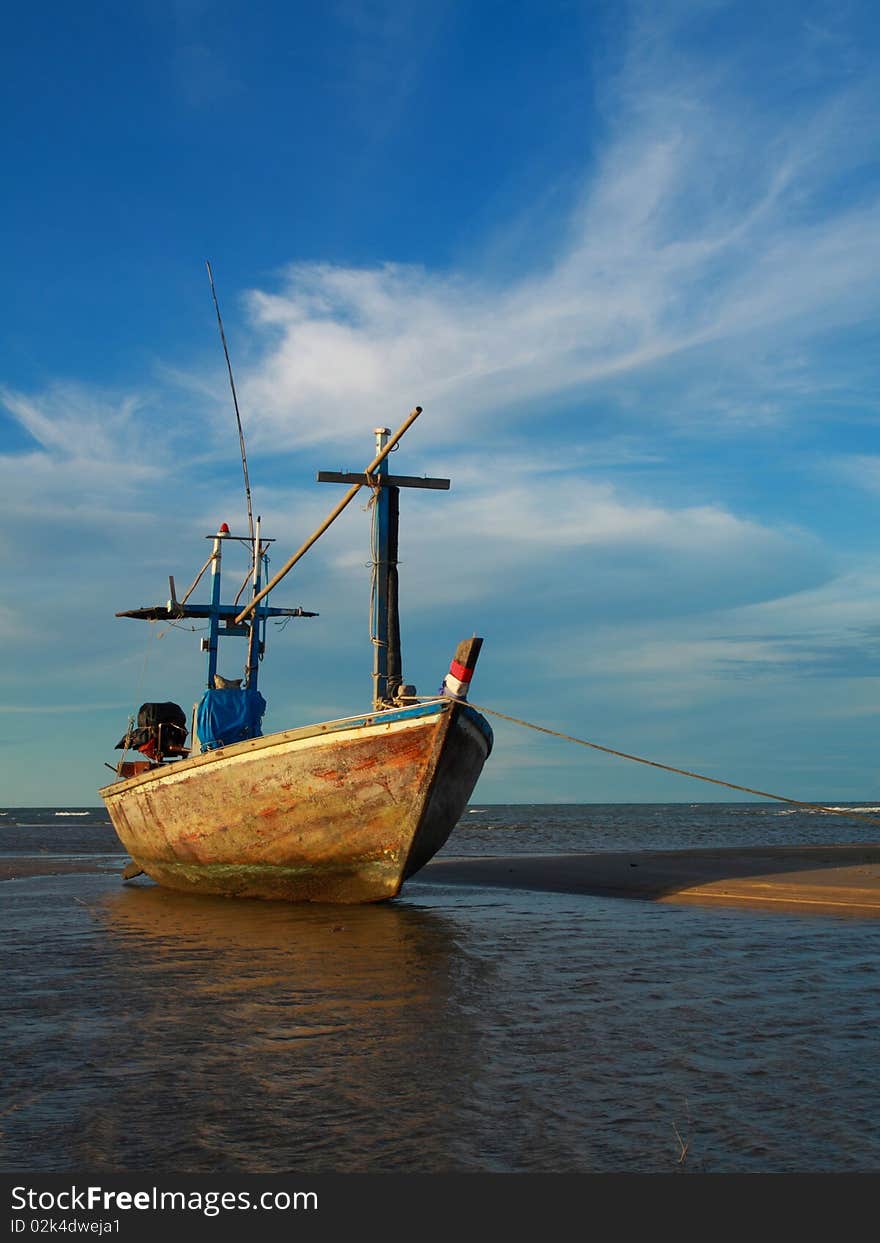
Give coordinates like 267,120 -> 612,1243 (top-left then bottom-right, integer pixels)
226,15 -> 880,451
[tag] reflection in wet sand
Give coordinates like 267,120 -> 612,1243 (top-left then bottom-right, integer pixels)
7,855 -> 880,1173
73,886 -> 488,1172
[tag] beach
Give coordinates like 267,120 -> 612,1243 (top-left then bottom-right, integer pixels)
427,844 -> 880,915
3,804 -> 880,1174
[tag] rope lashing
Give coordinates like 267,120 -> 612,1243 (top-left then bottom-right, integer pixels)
464,701 -> 880,830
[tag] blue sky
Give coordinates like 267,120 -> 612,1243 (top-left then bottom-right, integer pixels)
3,0 -> 880,806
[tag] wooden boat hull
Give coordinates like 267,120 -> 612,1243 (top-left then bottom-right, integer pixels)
100,699 -> 492,903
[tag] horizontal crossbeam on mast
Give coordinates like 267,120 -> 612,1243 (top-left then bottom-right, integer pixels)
316,471 -> 450,490
117,604 -> 317,621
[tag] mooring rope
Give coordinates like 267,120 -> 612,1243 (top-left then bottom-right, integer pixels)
464,700 -> 880,830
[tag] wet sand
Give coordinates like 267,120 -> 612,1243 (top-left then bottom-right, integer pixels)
0,857 -> 121,881
423,845 -> 880,915
7,845 -> 880,915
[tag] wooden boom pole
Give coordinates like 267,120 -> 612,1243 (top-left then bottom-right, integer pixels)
234,406 -> 423,624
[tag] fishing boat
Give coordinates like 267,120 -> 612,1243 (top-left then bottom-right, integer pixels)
99,407 -> 492,903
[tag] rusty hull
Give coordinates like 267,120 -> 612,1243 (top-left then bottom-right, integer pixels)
100,699 -> 492,903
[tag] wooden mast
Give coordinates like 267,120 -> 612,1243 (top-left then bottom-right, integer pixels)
371,428 -> 392,707
369,428 -> 403,708
386,481 -> 402,701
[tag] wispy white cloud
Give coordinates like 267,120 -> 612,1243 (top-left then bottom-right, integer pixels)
324,452 -> 832,626
828,454 -> 880,495
223,15 -> 880,452
531,564 -> 880,722
0,383 -> 156,465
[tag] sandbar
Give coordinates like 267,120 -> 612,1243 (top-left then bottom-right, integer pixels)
422,845 -> 880,916
0,857 -> 122,881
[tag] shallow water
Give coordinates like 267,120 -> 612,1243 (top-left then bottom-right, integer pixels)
2,805 -> 880,1173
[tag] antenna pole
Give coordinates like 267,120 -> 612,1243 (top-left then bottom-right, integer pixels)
206,260 -> 256,551
245,515 -> 263,690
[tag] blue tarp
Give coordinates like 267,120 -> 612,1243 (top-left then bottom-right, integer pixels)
197,688 -> 267,752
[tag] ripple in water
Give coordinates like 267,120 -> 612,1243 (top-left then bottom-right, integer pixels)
3,804 -> 880,1173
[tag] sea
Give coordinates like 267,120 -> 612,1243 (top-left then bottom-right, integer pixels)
3,803 -> 880,1175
